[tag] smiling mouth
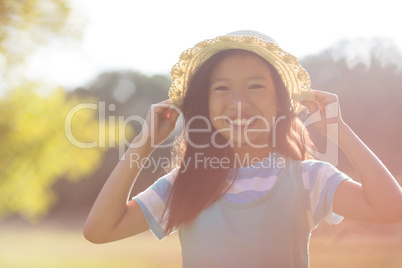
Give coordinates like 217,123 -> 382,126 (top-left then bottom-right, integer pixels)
227,118 -> 257,127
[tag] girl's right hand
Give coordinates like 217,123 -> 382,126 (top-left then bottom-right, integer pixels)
85,99 -> 181,244
139,99 -> 181,147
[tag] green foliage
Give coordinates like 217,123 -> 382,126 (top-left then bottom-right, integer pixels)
0,83 -> 130,221
55,71 -> 171,210
0,0 -> 80,82
0,0 -> 103,222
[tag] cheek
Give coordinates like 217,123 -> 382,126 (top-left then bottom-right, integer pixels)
208,99 -> 224,130
208,109 -> 219,130
254,94 -> 277,114
268,101 -> 278,116
208,97 -> 218,119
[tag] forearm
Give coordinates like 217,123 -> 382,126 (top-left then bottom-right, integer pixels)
338,122 -> 402,215
84,133 -> 153,236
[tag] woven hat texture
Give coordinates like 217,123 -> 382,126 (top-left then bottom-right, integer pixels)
169,30 -> 314,113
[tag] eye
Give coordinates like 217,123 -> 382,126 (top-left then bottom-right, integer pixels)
213,86 -> 229,91
249,84 -> 264,89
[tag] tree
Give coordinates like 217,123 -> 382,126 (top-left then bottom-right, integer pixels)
0,0 -> 119,222
301,38 -> 402,177
0,0 -> 80,86
51,71 -> 171,213
0,84 -> 116,221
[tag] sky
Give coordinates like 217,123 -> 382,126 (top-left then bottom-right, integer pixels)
26,0 -> 402,90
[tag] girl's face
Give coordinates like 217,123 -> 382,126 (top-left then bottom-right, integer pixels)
208,52 -> 278,149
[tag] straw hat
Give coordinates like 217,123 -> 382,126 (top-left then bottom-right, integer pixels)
168,30 -> 315,113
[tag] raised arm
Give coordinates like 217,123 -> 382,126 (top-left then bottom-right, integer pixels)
83,99 -> 180,243
303,90 -> 402,224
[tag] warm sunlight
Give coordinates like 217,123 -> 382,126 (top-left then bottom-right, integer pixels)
1,0 -> 401,267
26,0 -> 402,89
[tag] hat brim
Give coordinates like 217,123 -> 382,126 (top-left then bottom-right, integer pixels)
169,34 -> 315,113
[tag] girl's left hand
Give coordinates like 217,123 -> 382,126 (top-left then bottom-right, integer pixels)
301,90 -> 344,136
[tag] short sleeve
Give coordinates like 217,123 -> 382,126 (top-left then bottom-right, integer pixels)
301,160 -> 353,230
133,169 -> 177,240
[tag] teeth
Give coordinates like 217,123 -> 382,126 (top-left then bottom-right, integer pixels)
230,118 -> 255,126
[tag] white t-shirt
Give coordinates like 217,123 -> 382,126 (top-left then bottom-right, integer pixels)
134,153 -> 351,240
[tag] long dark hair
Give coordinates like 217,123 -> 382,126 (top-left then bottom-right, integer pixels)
162,49 -> 315,234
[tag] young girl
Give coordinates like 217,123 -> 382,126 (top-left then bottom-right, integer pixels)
84,30 -> 402,267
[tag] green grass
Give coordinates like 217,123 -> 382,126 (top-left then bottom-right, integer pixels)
0,224 -> 182,268
309,220 -> 402,268
310,234 -> 402,268
1,219 -> 402,268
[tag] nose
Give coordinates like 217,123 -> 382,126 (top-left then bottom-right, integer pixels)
227,91 -> 250,111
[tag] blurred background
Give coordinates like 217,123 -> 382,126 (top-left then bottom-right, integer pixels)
0,0 -> 401,267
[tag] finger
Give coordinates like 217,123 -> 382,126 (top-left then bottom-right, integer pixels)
312,90 -> 338,105
311,89 -> 330,100
147,99 -> 181,124
316,100 -> 327,122
159,99 -> 173,105
160,98 -> 183,111
152,102 -> 173,116
301,100 -> 319,114
168,108 -> 181,124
